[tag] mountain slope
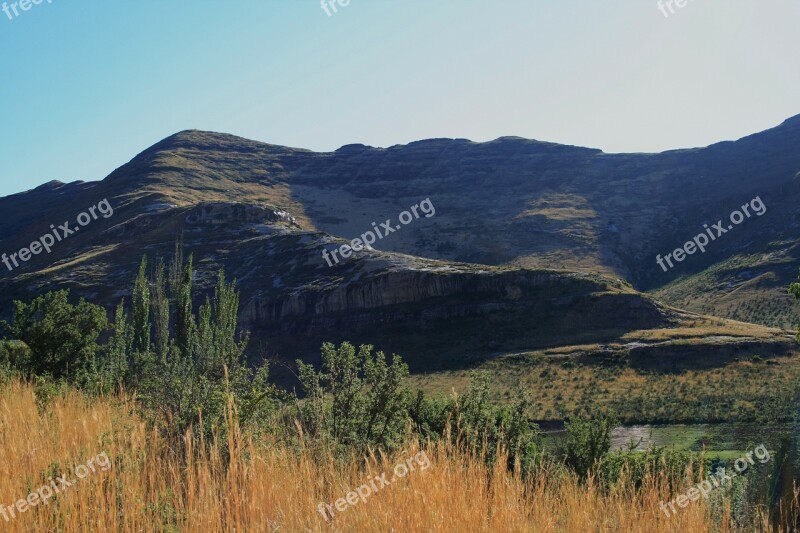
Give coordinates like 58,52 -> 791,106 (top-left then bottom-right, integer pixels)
0,120 -> 798,378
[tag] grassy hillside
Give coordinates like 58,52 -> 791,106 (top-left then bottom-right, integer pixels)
653,239 -> 800,329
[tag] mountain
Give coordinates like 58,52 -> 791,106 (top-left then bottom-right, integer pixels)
0,118 -> 798,381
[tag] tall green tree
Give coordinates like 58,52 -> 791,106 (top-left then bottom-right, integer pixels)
128,256 -> 154,385
169,240 -> 196,360
151,258 -> 170,363
120,246 -> 274,441
132,256 -> 151,353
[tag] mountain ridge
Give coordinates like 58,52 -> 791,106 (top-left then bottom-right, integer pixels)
1,116 -> 799,379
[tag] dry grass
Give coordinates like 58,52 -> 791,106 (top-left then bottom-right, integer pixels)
0,380 -> 780,532
411,349 -> 800,423
619,316 -> 789,342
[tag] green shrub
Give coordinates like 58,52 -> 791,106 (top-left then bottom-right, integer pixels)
598,446 -> 703,490
410,372 -> 544,475
562,409 -> 618,479
0,340 -> 30,382
296,342 -> 412,453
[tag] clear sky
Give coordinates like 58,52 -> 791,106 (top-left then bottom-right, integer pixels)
0,0 -> 798,197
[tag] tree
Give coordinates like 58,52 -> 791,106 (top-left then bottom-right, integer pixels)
123,247 -> 274,442
170,242 -> 196,359
0,340 -> 31,378
1,290 -> 107,378
129,257 -> 153,384
151,258 -> 170,362
132,256 -> 151,354
78,300 -> 131,394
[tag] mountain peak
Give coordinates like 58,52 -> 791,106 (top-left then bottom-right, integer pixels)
148,129 -> 263,152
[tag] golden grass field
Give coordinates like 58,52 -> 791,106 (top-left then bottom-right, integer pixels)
1,379 -> 794,532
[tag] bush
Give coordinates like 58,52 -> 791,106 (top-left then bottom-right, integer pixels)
563,410 -> 618,479
0,339 -> 31,379
410,372 -> 544,475
296,342 -> 412,453
598,446 -> 703,490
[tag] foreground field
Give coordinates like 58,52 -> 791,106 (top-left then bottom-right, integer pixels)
0,380 -> 788,532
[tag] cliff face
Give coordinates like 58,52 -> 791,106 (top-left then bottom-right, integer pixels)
240,268 -> 667,328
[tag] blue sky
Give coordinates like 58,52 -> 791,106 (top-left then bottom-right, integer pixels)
0,0 -> 798,197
